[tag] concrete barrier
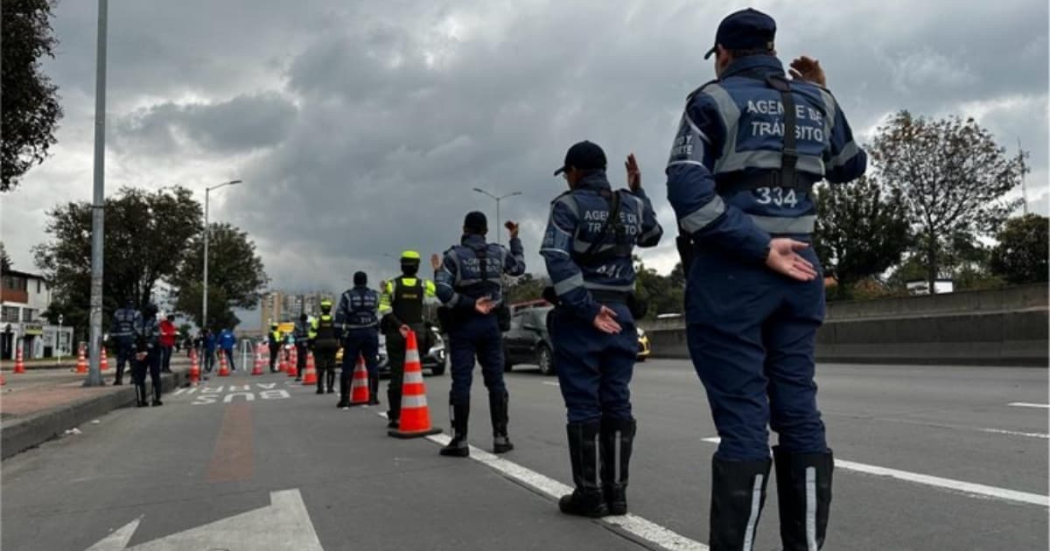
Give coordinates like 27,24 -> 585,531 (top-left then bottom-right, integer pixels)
642,285 -> 1049,367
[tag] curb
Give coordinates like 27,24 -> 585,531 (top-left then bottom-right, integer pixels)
1,370 -> 190,460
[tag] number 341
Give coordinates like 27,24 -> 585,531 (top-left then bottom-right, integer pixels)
754,187 -> 798,208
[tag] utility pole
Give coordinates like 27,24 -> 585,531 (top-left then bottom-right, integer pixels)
84,0 -> 108,387
1018,137 -> 1029,216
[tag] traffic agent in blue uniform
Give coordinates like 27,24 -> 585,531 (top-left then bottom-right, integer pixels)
666,8 -> 867,550
433,211 -> 525,457
109,300 -> 141,386
541,141 -> 662,518
335,271 -> 381,407
132,304 -> 162,407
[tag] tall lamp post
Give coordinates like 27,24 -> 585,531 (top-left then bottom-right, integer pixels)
471,188 -> 521,248
57,314 -> 64,367
202,180 -> 242,333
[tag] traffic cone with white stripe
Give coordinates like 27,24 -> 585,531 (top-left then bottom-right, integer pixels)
388,331 -> 441,438
100,347 -> 109,371
75,343 -> 88,374
286,346 -> 298,377
13,346 -> 26,374
349,355 -> 370,406
218,350 -> 230,377
302,351 -> 317,385
251,346 -> 264,376
189,349 -> 201,385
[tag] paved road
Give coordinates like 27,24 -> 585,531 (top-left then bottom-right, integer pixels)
2,360 -> 1046,550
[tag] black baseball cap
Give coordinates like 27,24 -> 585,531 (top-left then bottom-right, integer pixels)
703,8 -> 777,59
464,211 -> 488,233
554,140 -> 607,176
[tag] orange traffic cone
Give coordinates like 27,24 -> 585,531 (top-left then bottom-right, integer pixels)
218,351 -> 230,377
286,347 -> 298,377
75,343 -> 88,374
13,346 -> 26,374
388,331 -> 441,438
0,372 -> 6,386
251,347 -> 264,376
302,351 -> 317,385
189,349 -> 201,385
349,355 -> 370,405
101,347 -> 109,371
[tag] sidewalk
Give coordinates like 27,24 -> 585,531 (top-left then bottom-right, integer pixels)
1,358 -> 191,460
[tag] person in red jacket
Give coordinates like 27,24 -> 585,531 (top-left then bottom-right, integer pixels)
159,314 -> 178,373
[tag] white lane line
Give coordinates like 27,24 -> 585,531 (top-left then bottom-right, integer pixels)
977,428 -> 1049,439
377,411 -> 707,550
701,437 -> 1048,507
1008,402 -> 1050,409
542,381 -> 560,387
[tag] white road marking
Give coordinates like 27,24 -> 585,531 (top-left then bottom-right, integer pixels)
701,437 -> 1048,507
1008,402 -> 1050,409
377,409 -> 704,550
86,489 -> 323,551
977,428 -> 1049,439
542,381 -> 560,387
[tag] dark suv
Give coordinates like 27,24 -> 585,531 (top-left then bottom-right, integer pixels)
502,305 -> 556,375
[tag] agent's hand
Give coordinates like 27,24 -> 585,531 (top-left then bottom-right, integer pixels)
505,221 -> 519,239
765,238 -> 819,282
789,56 -> 826,87
399,324 -> 411,339
475,296 -> 496,315
625,153 -> 641,192
592,305 -> 622,334
430,253 -> 442,271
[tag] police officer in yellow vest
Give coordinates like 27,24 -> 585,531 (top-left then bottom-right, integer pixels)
267,322 -> 282,373
379,251 -> 437,428
310,299 -> 340,394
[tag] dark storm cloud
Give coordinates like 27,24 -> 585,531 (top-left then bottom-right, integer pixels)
2,0 -> 1046,304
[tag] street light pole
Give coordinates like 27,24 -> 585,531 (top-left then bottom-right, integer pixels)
472,188 -> 522,249
57,314 -> 64,367
202,180 -> 242,333
84,0 -> 108,387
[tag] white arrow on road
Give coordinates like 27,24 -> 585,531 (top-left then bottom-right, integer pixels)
86,489 -> 324,550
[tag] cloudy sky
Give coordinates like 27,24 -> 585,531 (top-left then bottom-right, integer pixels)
2,0 -> 1047,328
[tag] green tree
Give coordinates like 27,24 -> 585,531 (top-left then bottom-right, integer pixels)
633,258 -> 683,319
2,0 -> 63,191
869,111 -> 1026,293
813,176 -> 911,297
990,214 -> 1049,284
34,186 -> 203,332
1,242 -> 12,272
504,272 -> 550,304
169,223 -> 268,331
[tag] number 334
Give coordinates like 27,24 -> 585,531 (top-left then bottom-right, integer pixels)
754,187 -> 798,208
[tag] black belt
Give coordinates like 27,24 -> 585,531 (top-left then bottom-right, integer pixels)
590,290 -> 630,303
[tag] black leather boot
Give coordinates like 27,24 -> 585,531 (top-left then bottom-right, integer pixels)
151,384 -> 163,407
489,392 -> 513,454
316,370 -> 325,394
368,375 -> 380,405
439,400 -> 470,457
326,370 -> 335,393
336,379 -> 350,409
774,446 -> 834,551
709,456 -> 771,551
600,417 -> 635,515
559,421 -> 608,518
387,388 -> 400,428
135,383 -> 149,407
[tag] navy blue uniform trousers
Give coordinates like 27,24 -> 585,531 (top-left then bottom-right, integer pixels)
448,313 -> 506,404
686,247 -> 827,461
550,302 -> 637,423
341,328 -> 379,380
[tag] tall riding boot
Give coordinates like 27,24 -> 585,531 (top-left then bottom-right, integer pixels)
489,392 -> 513,454
559,421 -> 608,518
774,446 -> 834,551
368,375 -> 380,405
600,418 -> 636,515
440,400 -> 470,457
337,378 -> 350,408
114,362 -> 125,386
152,382 -> 163,407
135,382 -> 149,407
387,388 -> 401,428
709,456 -> 772,551
326,370 -> 336,393
316,369 -> 325,394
